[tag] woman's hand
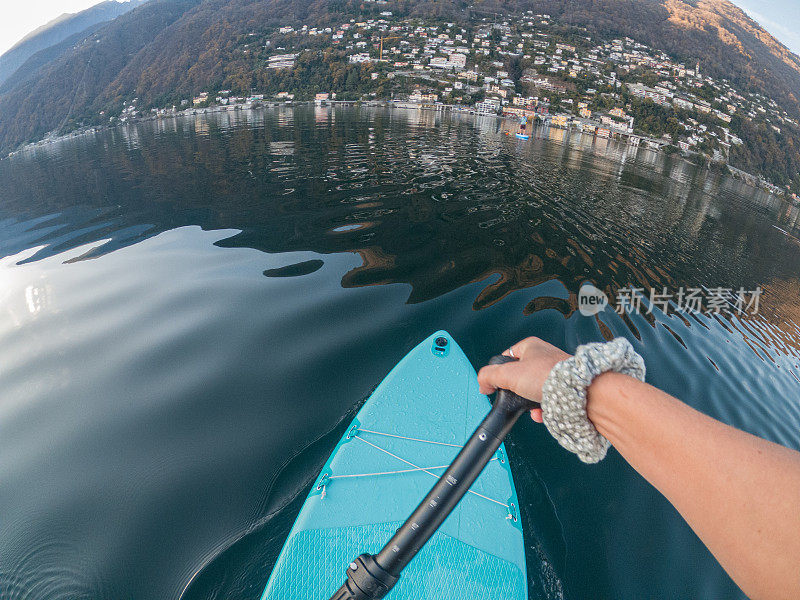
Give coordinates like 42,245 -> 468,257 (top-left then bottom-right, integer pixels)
477,337 -> 571,422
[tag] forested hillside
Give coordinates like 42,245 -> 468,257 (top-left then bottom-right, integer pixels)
0,0 -> 798,190
0,0 -> 149,87
0,0 -> 200,150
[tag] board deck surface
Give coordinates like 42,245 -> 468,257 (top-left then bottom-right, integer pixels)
261,331 -> 527,599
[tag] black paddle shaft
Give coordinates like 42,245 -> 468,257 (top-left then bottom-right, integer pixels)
328,355 -> 539,600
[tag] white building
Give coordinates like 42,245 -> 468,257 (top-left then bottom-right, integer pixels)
409,90 -> 438,103
475,97 -> 501,114
349,53 -> 372,63
268,53 -> 298,69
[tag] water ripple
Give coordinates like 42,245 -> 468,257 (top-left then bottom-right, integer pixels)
0,106 -> 798,600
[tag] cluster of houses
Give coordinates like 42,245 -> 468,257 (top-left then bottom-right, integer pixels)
189,90 -> 266,107
102,8 -> 795,188
244,11 -> 793,157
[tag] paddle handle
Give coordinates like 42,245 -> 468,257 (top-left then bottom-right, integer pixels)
329,355 -> 538,599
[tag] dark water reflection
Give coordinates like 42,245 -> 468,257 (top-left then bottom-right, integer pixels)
0,106 -> 799,600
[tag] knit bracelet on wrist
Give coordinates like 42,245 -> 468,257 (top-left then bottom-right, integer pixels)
540,337 -> 646,464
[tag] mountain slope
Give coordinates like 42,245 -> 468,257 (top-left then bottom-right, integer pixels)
0,0 -> 798,190
0,0 -> 200,148
501,0 -> 800,117
0,0 -> 150,87
0,23 -> 111,95
104,0 -> 345,103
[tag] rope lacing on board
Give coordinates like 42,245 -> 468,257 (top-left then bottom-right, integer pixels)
318,427 -> 516,520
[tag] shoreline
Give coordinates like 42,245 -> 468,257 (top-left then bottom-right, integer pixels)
6,99 -> 790,201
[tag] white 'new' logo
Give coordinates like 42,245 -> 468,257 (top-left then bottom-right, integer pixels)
578,283 -> 608,316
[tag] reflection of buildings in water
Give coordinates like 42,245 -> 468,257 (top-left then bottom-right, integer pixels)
656,152 -> 669,173
592,135 -> 610,156
10,104 -> 800,370
758,189 -> 783,213
121,124 -> 141,149
668,159 -> 692,187
609,144 -> 631,178
547,127 -> 565,144
701,174 -> 719,196
269,141 -> 295,156
315,105 -> 331,125
232,111 -> 250,129
26,138 -> 64,160
18,122 -> 108,162
248,108 -> 266,128
700,173 -> 782,212
474,114 -> 502,137
468,117 -> 503,158
155,117 -> 179,136
664,166 -> 693,205
388,106 -> 412,127
235,110 -> 252,128
564,141 -> 585,171
209,111 -> 231,132
215,106 -> 267,130
720,177 -> 759,205
665,159 -> 693,204
192,117 -> 209,136
569,131 -> 593,152
685,183 -> 716,237
276,108 -> 294,128
636,146 -> 660,169
228,111 -> 245,131
409,109 -> 441,130
220,110 -> 244,130
779,204 -> 800,233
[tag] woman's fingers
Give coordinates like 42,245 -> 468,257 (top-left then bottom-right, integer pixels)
477,363 -> 519,395
479,362 -> 544,422
483,338 -> 568,403
506,336 -> 547,360
505,339 -> 528,359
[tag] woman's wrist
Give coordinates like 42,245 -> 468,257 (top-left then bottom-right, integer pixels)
586,370 -> 661,456
585,371 -> 630,444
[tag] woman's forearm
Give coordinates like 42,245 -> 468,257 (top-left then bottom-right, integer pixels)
587,372 -> 800,600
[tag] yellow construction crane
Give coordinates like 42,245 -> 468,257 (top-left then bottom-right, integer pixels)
379,35 -> 401,61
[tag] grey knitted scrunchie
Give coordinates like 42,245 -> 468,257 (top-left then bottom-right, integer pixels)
541,338 -> 645,463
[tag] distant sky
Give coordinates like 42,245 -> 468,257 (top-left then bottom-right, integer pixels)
732,0 -> 800,56
0,0 -> 798,59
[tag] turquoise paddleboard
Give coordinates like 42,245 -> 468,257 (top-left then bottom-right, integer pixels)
262,331 -> 528,599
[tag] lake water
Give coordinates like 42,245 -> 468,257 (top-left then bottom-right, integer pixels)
1,105 -> 799,600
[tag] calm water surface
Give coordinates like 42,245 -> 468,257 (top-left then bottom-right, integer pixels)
1,106 -> 800,600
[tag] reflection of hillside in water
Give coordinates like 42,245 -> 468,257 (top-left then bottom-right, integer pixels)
2,105 -> 800,358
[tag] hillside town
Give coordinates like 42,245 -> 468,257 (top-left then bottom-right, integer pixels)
77,10 -> 800,198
